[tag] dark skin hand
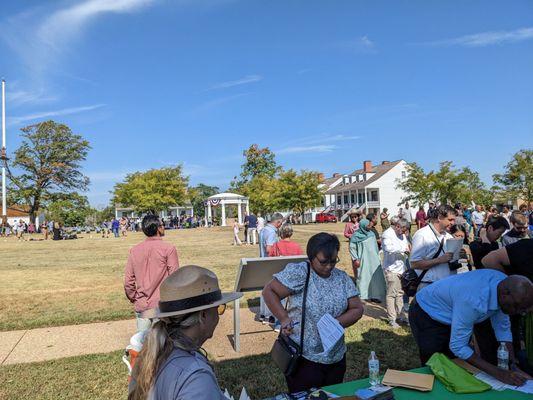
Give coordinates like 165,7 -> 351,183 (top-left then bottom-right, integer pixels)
262,251 -> 364,335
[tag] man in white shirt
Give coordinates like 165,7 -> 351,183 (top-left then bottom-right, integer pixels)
382,217 -> 411,328
471,204 -> 486,238
410,205 -> 457,291
257,213 -> 265,235
403,202 -> 414,234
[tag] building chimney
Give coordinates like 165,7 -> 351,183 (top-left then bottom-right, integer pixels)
317,173 -> 325,182
333,173 -> 340,178
381,160 -> 389,165
363,160 -> 372,172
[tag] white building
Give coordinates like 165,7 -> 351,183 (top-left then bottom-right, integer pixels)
324,160 -> 410,221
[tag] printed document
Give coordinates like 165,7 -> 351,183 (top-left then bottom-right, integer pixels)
317,313 -> 344,354
474,372 -> 533,394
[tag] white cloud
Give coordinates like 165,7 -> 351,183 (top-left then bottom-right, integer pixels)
277,145 -> 337,155
189,93 -> 249,115
207,75 -> 263,90
419,27 -> 533,47
340,35 -> 376,53
1,0 -> 157,105
9,104 -> 106,125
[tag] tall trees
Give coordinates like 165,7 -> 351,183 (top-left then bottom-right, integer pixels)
189,183 -> 219,217
493,149 -> 533,205
46,193 -> 94,227
397,161 -> 492,206
277,169 -> 322,219
5,120 -> 91,223
112,166 -> 188,214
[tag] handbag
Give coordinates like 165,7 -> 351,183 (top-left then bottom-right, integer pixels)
401,236 -> 444,296
270,262 -> 311,376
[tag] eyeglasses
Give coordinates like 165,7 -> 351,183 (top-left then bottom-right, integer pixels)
217,304 -> 226,316
315,256 -> 340,267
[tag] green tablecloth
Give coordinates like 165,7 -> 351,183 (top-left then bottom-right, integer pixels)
323,367 -> 532,399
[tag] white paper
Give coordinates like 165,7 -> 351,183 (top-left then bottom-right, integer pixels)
474,372 -> 533,394
444,238 -> 463,261
239,387 -> 251,400
317,313 -> 344,354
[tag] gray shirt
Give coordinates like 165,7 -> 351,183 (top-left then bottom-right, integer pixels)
274,261 -> 359,364
149,348 -> 225,400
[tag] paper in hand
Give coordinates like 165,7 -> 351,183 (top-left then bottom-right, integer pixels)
444,238 -> 463,262
317,313 -> 344,354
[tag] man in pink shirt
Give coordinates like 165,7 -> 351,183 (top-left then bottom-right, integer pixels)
124,214 -> 179,331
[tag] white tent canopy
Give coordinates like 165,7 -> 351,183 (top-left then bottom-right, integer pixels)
205,192 -> 250,226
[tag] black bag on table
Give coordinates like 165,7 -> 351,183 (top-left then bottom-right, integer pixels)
270,261 -> 311,376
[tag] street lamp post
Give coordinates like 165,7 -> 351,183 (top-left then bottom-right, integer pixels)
1,79 -> 7,220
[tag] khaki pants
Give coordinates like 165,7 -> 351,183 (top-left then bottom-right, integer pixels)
385,270 -> 405,323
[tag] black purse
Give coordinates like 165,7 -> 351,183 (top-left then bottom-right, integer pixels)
270,262 -> 311,376
401,237 -> 444,296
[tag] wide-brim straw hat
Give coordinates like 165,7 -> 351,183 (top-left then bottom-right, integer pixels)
153,265 -> 242,319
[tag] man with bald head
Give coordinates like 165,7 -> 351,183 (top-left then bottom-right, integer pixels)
409,269 -> 533,386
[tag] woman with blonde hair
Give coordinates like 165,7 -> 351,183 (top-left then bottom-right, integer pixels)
129,265 -> 242,400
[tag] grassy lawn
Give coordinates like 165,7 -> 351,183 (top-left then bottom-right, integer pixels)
0,318 -> 420,400
0,223 -> 353,331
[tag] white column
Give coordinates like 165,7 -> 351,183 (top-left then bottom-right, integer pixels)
245,200 -> 249,215
237,200 -> 243,224
207,202 -> 212,223
221,200 -> 226,226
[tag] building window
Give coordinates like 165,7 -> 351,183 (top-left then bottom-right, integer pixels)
401,171 -> 406,179
337,195 -> 342,205
350,193 -> 355,204
343,194 -> 348,204
371,190 -> 379,202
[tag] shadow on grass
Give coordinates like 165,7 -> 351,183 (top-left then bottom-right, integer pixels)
215,325 -> 420,399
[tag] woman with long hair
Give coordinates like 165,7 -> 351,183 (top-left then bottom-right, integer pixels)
128,265 -> 242,400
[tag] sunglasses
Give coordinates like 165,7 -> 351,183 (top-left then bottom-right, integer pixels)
315,256 -> 340,267
217,304 -> 226,316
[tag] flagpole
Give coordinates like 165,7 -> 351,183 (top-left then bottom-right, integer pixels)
1,79 -> 6,219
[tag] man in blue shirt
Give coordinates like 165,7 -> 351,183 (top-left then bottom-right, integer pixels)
409,270 -> 533,386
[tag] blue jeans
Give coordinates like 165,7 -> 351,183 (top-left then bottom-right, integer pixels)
113,227 -> 119,237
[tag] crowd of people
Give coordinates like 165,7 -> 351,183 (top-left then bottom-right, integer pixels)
120,200 -> 533,398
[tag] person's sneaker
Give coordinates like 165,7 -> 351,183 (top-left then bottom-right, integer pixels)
398,317 -> 410,326
389,321 -> 401,329
259,314 -> 266,323
274,323 -> 281,333
268,316 -> 276,325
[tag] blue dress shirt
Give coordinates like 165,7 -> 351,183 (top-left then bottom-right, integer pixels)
416,269 -> 512,360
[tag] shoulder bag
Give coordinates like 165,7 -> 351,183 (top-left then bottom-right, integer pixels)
270,262 -> 311,376
401,233 -> 444,297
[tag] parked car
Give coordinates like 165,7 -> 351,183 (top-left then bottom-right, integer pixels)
315,212 -> 337,223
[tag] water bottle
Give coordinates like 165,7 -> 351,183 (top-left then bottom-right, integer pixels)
368,351 -> 380,386
497,342 -> 509,370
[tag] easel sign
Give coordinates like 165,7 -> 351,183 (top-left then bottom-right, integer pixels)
232,255 -> 308,352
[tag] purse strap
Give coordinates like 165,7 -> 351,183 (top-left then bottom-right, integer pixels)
299,261 -> 312,352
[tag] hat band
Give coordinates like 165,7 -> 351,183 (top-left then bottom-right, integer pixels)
159,290 -> 222,313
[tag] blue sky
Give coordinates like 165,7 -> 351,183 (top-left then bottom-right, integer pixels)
1,0 -> 532,207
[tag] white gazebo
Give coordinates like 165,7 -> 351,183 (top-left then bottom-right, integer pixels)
205,192 -> 249,226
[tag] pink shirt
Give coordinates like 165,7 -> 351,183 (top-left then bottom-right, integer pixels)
268,240 -> 304,257
344,221 -> 359,239
124,237 -> 179,313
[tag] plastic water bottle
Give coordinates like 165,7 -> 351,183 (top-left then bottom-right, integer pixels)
368,351 -> 380,386
497,342 -> 509,370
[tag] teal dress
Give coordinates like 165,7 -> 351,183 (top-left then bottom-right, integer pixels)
349,220 -> 386,302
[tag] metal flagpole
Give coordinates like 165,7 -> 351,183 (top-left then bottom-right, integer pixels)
1,79 -> 7,219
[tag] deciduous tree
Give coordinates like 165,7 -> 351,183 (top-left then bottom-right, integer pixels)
493,149 -> 533,205
189,183 -> 219,217
276,169 -> 322,222
112,166 -> 188,214
5,120 -> 91,223
45,193 -> 94,227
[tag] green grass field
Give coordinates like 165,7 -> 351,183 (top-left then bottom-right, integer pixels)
0,223 -> 421,399
0,223 -> 354,331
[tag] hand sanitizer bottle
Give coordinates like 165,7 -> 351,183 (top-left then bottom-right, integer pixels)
368,351 -> 380,386
497,342 -> 509,370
